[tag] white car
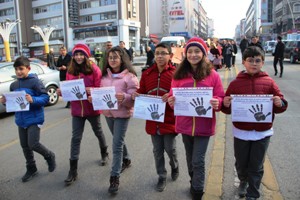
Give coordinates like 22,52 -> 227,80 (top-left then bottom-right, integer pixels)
0,62 -> 60,114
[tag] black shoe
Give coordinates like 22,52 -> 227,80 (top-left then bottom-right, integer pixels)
46,152 -> 56,172
171,167 -> 179,181
156,178 -> 166,192
190,186 -> 204,200
64,160 -> 78,186
279,74 -> 282,78
274,72 -> 277,76
65,102 -> 70,108
121,159 -> 131,173
22,165 -> 38,182
238,181 -> 248,197
100,147 -> 109,166
108,176 -> 119,194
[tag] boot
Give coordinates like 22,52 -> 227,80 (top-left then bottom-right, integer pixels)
108,176 -> 119,194
171,166 -> 179,181
190,186 -> 204,200
45,152 -> 56,172
100,146 -> 109,166
22,164 -> 38,182
64,160 -> 78,186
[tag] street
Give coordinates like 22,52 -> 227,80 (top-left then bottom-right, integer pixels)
0,54 -> 300,200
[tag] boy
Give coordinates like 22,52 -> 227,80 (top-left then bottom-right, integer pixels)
132,43 -> 179,192
0,56 -> 56,182
222,46 -> 288,200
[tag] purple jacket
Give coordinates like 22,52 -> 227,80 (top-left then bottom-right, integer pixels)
101,68 -> 139,118
66,63 -> 102,117
169,70 -> 225,137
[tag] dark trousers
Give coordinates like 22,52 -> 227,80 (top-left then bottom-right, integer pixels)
225,55 -> 232,69
234,136 -> 270,198
273,57 -> 283,75
19,125 -> 53,166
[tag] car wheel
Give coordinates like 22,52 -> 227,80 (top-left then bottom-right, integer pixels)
47,85 -> 59,106
290,55 -> 296,63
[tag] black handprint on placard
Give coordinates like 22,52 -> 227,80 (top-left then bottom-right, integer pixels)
147,104 -> 164,120
190,97 -> 212,116
102,94 -> 117,108
71,86 -> 86,99
16,97 -> 28,110
248,104 -> 271,121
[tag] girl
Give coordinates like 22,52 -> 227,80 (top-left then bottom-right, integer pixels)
101,46 -> 139,194
63,43 -> 108,186
168,37 -> 225,200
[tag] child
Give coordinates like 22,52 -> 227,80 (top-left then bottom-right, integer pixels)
222,46 -> 288,200
0,56 -> 56,182
132,43 -> 179,192
63,43 -> 108,186
168,37 -> 225,200
100,46 -> 139,194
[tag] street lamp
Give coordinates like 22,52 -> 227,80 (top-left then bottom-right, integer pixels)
31,24 -> 55,54
0,19 -> 21,62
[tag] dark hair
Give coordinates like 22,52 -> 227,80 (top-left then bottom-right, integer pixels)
102,46 -> 137,76
68,56 -> 93,76
242,46 -> 265,61
277,36 -> 282,41
173,54 -> 213,81
13,56 -> 30,68
155,42 -> 172,54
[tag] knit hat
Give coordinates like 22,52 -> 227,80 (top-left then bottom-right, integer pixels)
72,43 -> 91,57
185,37 -> 208,56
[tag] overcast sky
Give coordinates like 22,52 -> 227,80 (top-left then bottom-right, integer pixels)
201,0 -> 252,38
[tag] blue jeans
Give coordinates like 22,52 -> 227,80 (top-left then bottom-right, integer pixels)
105,117 -> 130,177
182,134 -> 210,191
18,125 -> 53,166
151,134 -> 178,179
234,136 -> 270,198
70,115 -> 107,160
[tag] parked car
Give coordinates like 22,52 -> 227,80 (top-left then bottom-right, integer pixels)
264,40 -> 276,53
283,40 -> 300,63
0,62 -> 60,114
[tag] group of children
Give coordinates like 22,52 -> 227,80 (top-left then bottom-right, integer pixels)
0,37 -> 288,200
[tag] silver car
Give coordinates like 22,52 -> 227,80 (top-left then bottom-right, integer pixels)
0,62 -> 60,113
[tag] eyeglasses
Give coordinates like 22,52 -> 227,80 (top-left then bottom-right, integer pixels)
108,56 -> 120,61
245,58 -> 263,64
154,52 -> 170,56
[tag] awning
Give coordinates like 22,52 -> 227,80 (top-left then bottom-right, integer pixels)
0,43 -> 17,48
28,40 -> 64,47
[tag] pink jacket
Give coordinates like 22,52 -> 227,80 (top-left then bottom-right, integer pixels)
66,63 -> 102,117
101,68 -> 139,118
169,70 -> 225,137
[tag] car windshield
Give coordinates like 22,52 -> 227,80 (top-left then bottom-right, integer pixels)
0,64 -> 15,83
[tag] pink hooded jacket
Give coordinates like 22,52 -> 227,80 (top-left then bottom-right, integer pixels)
169,69 -> 225,137
101,68 -> 139,118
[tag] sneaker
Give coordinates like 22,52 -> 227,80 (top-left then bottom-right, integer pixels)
171,167 -> 179,181
108,176 -> 119,194
22,165 -> 38,182
156,178 -> 166,192
190,186 -> 204,200
46,152 -> 56,172
238,181 -> 248,197
121,159 -> 131,173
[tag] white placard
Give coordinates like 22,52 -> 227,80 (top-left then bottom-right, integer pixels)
133,95 -> 166,122
231,95 -> 273,123
90,87 -> 117,110
60,79 -> 87,101
3,91 -> 30,112
172,87 -> 213,118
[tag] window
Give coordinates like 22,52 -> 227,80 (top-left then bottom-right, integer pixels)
294,3 -> 300,12
100,0 -> 116,6
100,11 -> 117,20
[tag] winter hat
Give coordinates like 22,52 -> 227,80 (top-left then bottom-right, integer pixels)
72,43 -> 91,57
185,37 -> 208,56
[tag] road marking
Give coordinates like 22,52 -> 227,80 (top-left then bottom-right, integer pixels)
0,117 -> 70,152
204,66 -> 283,200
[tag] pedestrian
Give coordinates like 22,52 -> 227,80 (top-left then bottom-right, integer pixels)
140,43 -> 144,56
56,45 -> 72,108
249,36 -> 264,52
0,56 -> 56,182
221,46 -> 288,200
132,43 -> 179,192
142,46 -> 155,72
231,40 -> 238,67
101,41 -> 113,70
62,43 -> 109,186
223,40 -> 233,70
239,36 -> 249,56
209,42 -> 222,71
119,41 -> 132,61
168,37 -> 225,200
47,48 -> 56,70
100,46 -> 139,194
273,36 -> 285,78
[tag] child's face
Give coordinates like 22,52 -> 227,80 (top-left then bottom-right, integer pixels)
15,66 -> 30,78
242,56 -> 264,75
108,51 -> 121,72
74,52 -> 86,65
154,47 -> 171,68
186,46 -> 203,67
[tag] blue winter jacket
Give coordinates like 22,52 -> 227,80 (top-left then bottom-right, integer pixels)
10,74 -> 49,128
